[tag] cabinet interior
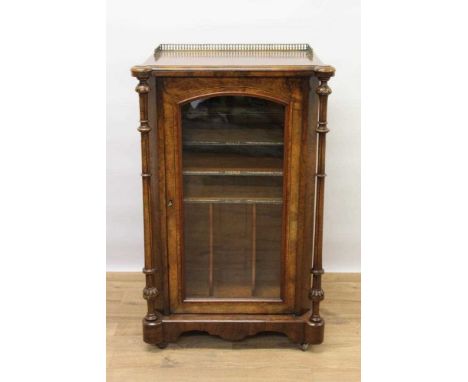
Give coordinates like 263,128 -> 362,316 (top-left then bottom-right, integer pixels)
181,96 -> 284,299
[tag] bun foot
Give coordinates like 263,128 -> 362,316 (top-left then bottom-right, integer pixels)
300,343 -> 309,351
156,342 -> 168,349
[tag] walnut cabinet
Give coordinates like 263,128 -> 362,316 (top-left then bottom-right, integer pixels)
131,44 -> 335,349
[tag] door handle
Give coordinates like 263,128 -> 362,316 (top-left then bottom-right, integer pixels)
167,200 -> 173,208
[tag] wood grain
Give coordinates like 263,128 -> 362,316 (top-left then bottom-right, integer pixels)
107,272 -> 360,382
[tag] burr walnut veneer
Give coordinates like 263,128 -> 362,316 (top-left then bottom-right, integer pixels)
131,44 -> 335,349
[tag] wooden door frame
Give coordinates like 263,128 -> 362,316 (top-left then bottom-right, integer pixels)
159,77 -> 306,314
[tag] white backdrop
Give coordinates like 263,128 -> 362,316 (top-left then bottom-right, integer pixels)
107,0 -> 360,271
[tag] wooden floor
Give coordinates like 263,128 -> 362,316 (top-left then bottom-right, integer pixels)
107,272 -> 360,382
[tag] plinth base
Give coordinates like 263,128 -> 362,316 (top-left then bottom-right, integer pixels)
143,311 -> 324,348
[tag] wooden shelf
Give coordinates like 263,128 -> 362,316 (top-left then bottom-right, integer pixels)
184,197 -> 282,204
184,175 -> 283,204
183,124 -> 283,146
183,152 -> 283,176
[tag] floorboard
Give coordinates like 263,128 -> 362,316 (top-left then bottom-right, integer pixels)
107,272 -> 360,382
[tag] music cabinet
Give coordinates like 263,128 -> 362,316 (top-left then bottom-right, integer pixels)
131,44 -> 335,350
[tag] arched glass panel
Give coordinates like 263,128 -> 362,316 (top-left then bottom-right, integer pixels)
182,96 -> 285,299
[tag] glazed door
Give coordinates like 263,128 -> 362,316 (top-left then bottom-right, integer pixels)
161,78 -> 305,314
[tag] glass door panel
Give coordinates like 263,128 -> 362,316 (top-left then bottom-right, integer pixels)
182,96 -> 284,300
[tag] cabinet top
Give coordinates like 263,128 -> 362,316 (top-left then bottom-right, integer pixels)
131,44 -> 335,77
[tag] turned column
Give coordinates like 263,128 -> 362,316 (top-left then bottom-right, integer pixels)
133,67 -> 160,323
309,68 -> 334,325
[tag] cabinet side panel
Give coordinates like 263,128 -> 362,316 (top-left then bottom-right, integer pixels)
298,76 -> 319,313
147,77 -> 163,312
154,78 -> 171,314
